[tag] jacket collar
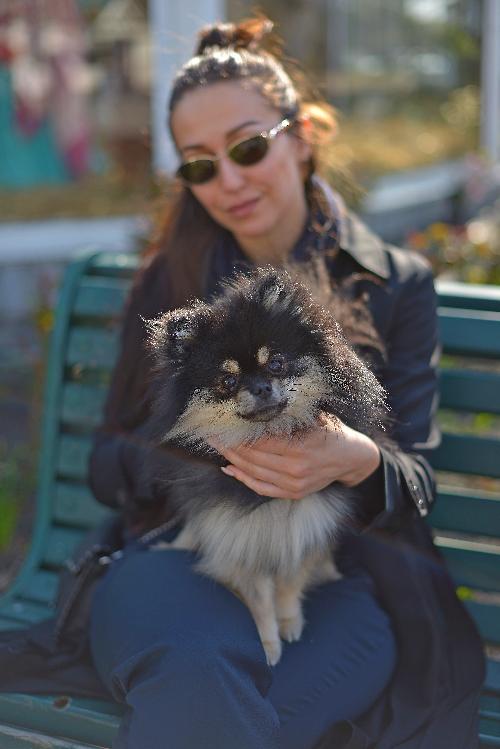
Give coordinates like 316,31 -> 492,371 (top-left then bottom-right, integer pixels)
340,211 -> 390,280
315,177 -> 390,280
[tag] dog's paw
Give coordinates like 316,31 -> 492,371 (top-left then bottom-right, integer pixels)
310,557 -> 343,586
150,541 -> 174,551
263,638 -> 282,667
278,611 -> 304,643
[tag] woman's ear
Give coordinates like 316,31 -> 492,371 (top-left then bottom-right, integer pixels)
294,115 -> 313,158
292,115 -> 313,179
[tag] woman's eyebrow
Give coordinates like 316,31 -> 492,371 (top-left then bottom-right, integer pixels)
226,119 -> 259,138
182,120 -> 260,152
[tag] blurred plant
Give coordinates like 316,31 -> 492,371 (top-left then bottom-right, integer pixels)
0,274 -> 55,557
0,441 -> 35,551
440,85 -> 480,133
406,199 -> 500,284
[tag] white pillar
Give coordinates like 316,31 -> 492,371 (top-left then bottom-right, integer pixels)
480,0 -> 500,164
149,0 -> 225,176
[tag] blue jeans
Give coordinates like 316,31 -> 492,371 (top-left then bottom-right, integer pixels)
90,538 -> 396,749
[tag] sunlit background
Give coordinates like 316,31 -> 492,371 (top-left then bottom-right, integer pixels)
0,0 -> 495,218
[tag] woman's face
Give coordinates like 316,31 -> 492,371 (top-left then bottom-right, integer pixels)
170,80 -> 311,260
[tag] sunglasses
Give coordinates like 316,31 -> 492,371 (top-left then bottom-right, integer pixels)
176,117 -> 294,185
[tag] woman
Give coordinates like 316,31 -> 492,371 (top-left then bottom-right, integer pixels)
86,17 -> 483,749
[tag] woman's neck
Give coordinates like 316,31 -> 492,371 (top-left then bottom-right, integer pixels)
235,200 -> 309,266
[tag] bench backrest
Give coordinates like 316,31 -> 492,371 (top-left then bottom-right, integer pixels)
430,279 -> 500,651
0,252 -> 137,625
2,253 -> 500,650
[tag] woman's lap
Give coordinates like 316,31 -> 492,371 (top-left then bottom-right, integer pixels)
90,544 -> 396,749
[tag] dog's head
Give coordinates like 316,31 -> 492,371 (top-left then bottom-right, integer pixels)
145,268 -> 388,450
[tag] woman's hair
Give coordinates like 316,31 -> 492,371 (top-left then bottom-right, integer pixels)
104,16 -> 339,431
146,15 -> 338,308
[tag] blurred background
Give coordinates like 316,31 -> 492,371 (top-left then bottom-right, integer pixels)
0,0 -> 499,583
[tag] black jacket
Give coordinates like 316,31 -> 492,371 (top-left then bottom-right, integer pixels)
90,200 -> 440,533
0,194 -> 485,748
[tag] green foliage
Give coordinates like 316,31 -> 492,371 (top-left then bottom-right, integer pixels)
0,442 -> 35,551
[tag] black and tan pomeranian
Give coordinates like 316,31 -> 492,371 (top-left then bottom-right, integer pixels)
143,266 -> 388,665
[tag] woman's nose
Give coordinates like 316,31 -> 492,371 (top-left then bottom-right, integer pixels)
216,156 -> 246,191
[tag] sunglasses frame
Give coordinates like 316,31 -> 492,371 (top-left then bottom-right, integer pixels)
176,117 -> 295,185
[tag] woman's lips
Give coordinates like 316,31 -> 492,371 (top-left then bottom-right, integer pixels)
227,197 -> 260,218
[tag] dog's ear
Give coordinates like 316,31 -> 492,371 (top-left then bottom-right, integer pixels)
323,341 -> 388,436
254,268 -> 301,312
143,304 -> 207,367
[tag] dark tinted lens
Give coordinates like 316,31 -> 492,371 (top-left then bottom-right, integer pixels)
230,135 -> 268,166
177,159 -> 216,184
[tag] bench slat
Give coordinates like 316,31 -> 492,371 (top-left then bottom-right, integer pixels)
18,571 -> 59,606
74,277 -> 131,318
0,722 -> 104,749
0,599 -> 51,625
439,370 -> 500,415
42,527 -> 87,569
54,482 -> 113,528
480,729 -> 500,746
482,693 -> 500,717
439,309 -> 500,358
56,435 -> 93,481
487,660 -> 500,694
61,383 -> 107,430
66,328 -> 119,370
437,281 -> 500,313
0,617 -> 26,632
463,600 -> 500,646
0,694 -> 121,749
430,488 -> 500,538
431,433 -> 500,478
89,251 -> 139,276
435,537 -> 500,593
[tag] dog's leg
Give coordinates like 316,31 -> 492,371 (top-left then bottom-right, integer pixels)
235,575 -> 282,667
275,553 -> 341,642
274,572 -> 308,643
309,553 -> 343,586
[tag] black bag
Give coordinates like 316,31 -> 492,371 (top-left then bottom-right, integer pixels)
53,513 -> 181,647
53,516 -> 124,646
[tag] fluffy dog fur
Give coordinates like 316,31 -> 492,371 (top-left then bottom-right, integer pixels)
143,266 -> 388,665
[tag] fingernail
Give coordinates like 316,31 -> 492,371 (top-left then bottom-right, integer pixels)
221,466 -> 234,476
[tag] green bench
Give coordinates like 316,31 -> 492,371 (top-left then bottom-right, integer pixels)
0,249 -> 499,748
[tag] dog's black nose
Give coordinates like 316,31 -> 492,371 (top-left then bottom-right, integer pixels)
249,378 -> 272,399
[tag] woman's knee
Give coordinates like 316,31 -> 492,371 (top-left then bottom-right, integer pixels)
89,549 -> 271,696
109,631 -> 271,703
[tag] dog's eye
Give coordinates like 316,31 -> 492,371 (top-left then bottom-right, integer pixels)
221,373 -> 239,392
267,355 -> 285,375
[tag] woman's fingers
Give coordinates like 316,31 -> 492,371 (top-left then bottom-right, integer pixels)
223,448 -> 306,491
222,445 -> 286,474
221,465 -> 300,499
223,443 -> 307,474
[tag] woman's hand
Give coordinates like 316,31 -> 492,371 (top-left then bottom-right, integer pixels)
213,415 -> 381,500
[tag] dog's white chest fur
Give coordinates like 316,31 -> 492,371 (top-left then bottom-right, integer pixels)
189,488 -> 347,578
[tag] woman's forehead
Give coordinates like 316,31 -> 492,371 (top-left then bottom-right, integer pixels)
170,80 -> 280,149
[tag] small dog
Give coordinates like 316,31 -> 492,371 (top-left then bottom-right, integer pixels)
143,266 -> 388,665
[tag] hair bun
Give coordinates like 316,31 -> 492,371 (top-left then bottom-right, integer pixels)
195,17 -> 274,56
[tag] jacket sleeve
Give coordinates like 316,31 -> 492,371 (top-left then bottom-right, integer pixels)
87,257 -> 169,516
356,255 -> 441,529
88,424 -> 158,511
